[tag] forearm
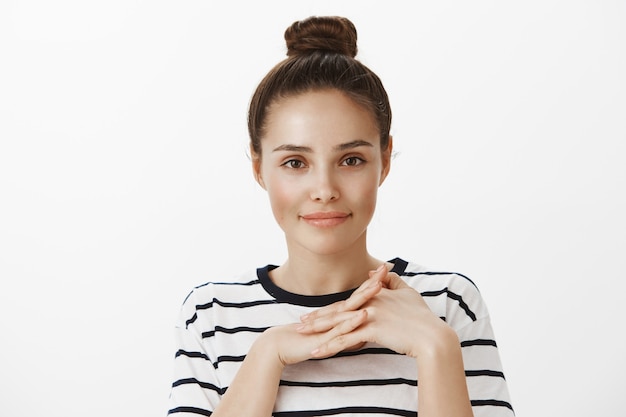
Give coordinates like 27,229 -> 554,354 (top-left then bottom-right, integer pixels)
417,327 -> 473,417
211,334 -> 284,417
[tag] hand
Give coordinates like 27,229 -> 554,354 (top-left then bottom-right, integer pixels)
256,284 -> 384,368
297,265 -> 456,359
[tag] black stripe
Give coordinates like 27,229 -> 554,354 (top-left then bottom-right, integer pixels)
194,279 -> 260,289
280,377 -> 417,388
401,270 -> 478,289
202,325 -> 268,339
185,312 -> 198,327
465,369 -> 506,379
175,349 -> 210,361
214,354 -> 246,368
171,378 -> 225,395
210,348 -> 402,368
421,288 -> 476,321
471,399 -> 514,410
461,339 -> 497,348
196,298 -> 277,310
331,347 -> 399,358
389,257 -> 409,273
168,406 -> 213,416
274,406 -> 416,417
182,280 -> 262,306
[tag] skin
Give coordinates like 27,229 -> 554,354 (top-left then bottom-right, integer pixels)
212,89 -> 473,417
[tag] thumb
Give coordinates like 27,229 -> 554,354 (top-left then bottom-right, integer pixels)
380,272 -> 409,290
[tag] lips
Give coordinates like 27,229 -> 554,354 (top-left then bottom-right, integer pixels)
301,211 -> 350,228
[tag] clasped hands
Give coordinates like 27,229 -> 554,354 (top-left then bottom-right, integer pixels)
265,264 -> 451,367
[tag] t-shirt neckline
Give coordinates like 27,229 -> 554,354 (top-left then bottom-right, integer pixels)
256,257 -> 408,307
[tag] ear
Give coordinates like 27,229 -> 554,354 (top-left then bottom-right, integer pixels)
379,135 -> 393,186
250,146 -> 266,189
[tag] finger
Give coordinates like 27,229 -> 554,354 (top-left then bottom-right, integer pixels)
301,280 -> 381,323
367,263 -> 385,278
300,266 -> 386,323
341,279 -> 383,312
351,267 -> 386,296
369,264 -> 395,289
368,263 -> 387,277
379,271 -> 409,290
311,310 -> 368,358
296,310 -> 363,334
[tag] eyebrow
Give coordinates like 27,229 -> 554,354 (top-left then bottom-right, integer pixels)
272,140 -> 374,153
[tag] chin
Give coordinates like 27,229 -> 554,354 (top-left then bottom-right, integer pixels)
299,235 -> 363,257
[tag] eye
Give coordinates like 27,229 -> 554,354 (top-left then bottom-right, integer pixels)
282,159 -> 306,169
342,156 -> 365,167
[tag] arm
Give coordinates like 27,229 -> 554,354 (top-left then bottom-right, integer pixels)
210,332 -> 283,417
414,325 -> 473,417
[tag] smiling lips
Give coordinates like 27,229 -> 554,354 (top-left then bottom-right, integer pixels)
301,211 -> 350,228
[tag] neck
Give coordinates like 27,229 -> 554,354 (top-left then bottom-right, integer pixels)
270,237 -> 386,296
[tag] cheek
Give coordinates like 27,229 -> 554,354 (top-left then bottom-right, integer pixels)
266,178 -> 298,223
362,188 -> 379,215
349,177 -> 379,215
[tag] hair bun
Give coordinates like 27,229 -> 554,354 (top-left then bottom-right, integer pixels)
284,16 -> 358,58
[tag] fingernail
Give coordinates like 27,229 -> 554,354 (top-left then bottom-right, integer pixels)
311,348 -> 320,356
376,264 -> 385,272
300,313 -> 309,321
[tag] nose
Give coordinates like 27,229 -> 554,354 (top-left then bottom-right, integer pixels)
310,167 -> 339,203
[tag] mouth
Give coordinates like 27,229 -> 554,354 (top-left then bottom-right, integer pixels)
300,212 -> 351,228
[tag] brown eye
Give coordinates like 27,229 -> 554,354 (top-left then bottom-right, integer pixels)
283,159 -> 305,169
342,156 -> 364,166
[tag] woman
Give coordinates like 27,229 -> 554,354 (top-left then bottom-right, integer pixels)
168,16 -> 513,417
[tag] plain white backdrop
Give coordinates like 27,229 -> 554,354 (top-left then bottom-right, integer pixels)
1,1 -> 624,416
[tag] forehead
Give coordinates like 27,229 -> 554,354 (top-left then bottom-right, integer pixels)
263,89 -> 379,149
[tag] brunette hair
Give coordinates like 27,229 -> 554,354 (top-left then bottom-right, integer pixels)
248,16 -> 392,156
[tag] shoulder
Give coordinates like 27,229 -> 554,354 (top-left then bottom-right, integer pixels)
398,260 -> 480,296
392,258 -> 490,327
176,268 -> 269,327
393,258 -> 479,294
182,268 -> 259,302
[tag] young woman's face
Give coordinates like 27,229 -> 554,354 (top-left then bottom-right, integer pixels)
253,89 -> 391,257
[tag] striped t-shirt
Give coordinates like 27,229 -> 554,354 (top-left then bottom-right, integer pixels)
168,258 -> 514,416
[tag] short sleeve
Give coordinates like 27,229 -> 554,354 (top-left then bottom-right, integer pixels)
402,266 -> 515,416
167,290 -> 223,416
457,311 -> 515,416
